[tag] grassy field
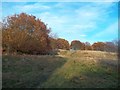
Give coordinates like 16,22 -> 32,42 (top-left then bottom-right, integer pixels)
2,50 -> 118,88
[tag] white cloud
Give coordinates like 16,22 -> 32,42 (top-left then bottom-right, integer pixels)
80,34 -> 87,37
75,2 -> 113,22
37,12 -> 68,25
32,2 -> 117,38
15,3 -> 51,13
63,23 -> 96,34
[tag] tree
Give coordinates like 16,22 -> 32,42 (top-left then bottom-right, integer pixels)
49,33 -> 58,50
70,40 -> 84,50
105,41 -> 117,52
49,37 -> 57,50
92,42 -> 106,51
84,42 -> 92,50
56,38 -> 69,50
81,42 -> 85,50
2,13 -> 51,54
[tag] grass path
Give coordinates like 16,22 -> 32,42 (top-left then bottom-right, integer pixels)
39,50 -> 118,88
2,50 -> 118,88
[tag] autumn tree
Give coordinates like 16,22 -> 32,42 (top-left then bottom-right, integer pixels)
70,40 -> 84,50
81,42 -> 85,50
56,38 -> 69,50
2,13 -> 51,54
92,42 -> 106,51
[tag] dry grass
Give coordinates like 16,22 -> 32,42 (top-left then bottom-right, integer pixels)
2,50 -> 118,88
2,55 -> 67,88
41,50 -> 118,88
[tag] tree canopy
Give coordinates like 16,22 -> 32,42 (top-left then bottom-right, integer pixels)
2,13 -> 51,54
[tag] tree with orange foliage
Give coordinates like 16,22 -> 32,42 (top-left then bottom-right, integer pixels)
2,13 -> 51,54
56,38 -> 69,50
70,40 -> 84,50
92,42 -> 106,51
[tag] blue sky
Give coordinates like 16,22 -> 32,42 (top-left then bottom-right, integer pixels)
1,0 -> 119,44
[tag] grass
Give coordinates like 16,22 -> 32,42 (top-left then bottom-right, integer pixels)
2,50 -> 118,88
2,55 -> 67,88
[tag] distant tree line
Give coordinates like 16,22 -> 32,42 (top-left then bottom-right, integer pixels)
2,13 -> 119,55
70,40 -> 119,52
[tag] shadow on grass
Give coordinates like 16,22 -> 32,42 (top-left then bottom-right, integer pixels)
2,54 -> 67,88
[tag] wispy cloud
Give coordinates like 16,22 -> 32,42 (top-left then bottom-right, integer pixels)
2,2 -> 118,43
80,34 -> 87,37
15,3 -> 51,13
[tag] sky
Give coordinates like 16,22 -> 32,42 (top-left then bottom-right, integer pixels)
1,0 -> 119,44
